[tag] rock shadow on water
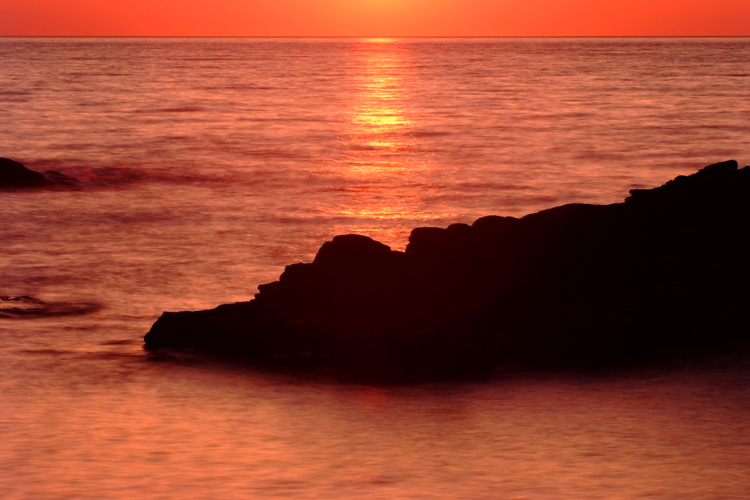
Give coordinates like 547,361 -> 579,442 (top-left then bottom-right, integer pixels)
144,160 -> 750,382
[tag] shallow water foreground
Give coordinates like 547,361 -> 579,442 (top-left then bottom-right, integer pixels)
2,323 -> 749,500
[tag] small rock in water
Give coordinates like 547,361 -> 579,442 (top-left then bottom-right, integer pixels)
0,157 -> 48,189
0,157 -> 81,190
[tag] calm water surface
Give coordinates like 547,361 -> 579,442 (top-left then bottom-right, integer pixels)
1,38 -> 749,498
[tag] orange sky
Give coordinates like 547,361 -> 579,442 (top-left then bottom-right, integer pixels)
2,0 -> 749,36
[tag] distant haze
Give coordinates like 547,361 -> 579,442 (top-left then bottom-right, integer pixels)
2,0 -> 749,37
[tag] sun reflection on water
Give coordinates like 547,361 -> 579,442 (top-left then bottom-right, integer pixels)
322,39 -> 444,248
349,42 -> 413,168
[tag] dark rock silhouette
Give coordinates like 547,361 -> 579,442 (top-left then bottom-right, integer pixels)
1,158 -> 80,190
0,157 -> 48,188
145,160 -> 750,380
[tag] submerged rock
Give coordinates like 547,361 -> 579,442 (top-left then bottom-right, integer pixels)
145,160 -> 750,381
41,169 -> 81,188
0,295 -> 101,318
0,157 -> 80,190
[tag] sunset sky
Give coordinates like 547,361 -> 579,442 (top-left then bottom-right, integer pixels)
2,0 -> 749,37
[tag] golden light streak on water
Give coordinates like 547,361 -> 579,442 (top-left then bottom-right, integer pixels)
349,40 -> 413,169
322,39 -> 444,246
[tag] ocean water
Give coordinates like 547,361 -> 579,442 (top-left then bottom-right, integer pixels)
1,37 -> 749,499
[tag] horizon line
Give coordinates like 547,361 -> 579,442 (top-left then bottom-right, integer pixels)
2,35 -> 749,39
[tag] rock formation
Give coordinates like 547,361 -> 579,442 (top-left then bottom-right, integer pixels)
145,160 -> 750,380
1,157 -> 80,190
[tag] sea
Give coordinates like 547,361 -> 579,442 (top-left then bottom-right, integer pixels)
1,37 -> 749,499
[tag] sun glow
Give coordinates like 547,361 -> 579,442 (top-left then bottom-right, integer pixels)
2,0 -> 749,36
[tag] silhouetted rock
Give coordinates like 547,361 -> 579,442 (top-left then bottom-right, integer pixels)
0,157 -> 47,189
313,234 -> 393,266
145,160 -> 750,381
0,158 -> 80,190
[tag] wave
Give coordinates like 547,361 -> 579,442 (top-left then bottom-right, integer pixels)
131,106 -> 206,113
10,157 -> 280,191
0,295 -> 102,319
